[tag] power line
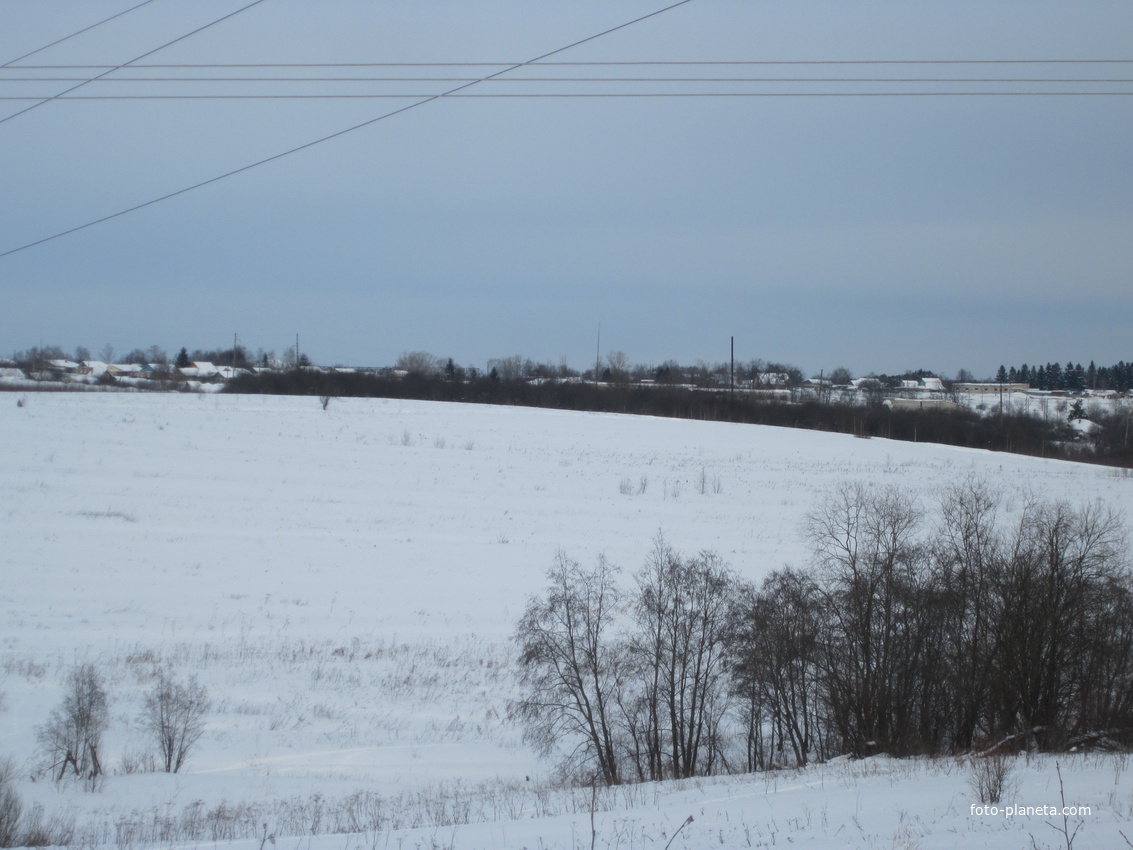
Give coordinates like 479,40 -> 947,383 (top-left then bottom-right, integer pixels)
1,0 -> 160,68
5,76 -> 1133,83
0,0 -> 696,260
3,92 -> 1131,100
5,69 -> 1129,100
0,0 -> 269,127
5,59 -> 1133,68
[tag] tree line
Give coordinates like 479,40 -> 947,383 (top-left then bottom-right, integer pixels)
9,344 -> 277,370
226,367 -> 1133,468
996,360 -> 1133,393
13,342 -> 1133,393
512,480 -> 1133,785
12,344 -> 1133,466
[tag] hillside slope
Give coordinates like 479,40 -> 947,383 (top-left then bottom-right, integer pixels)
2,392 -> 1131,848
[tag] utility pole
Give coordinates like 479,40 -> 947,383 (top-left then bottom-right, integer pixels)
730,336 -> 734,399
594,323 -> 601,386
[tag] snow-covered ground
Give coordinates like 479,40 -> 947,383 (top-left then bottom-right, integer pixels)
2,392 -> 1131,849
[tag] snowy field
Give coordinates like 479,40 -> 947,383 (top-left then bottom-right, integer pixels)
2,391 -> 1132,849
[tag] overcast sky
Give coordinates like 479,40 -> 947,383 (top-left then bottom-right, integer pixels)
2,1 -> 1131,377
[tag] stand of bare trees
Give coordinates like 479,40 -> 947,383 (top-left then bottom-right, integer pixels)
35,663 -> 109,785
31,663 -> 211,786
513,536 -> 737,785
515,482 -> 1133,785
731,479 -> 1133,765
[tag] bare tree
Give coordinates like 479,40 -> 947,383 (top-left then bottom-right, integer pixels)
606,351 -> 630,384
828,366 -> 853,386
37,663 -> 109,783
805,483 -> 931,755
630,534 -> 736,779
487,355 -> 524,382
990,498 -> 1128,747
512,552 -> 625,785
932,477 -> 1003,751
145,345 -> 169,366
142,672 -> 210,773
122,348 -> 149,365
730,567 -> 824,768
395,351 -> 440,378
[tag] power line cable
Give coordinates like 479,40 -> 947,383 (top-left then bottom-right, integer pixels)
3,92 -> 1131,100
1,0 -> 161,68
5,68 -> 1129,99
5,75 -> 1132,83
3,70 -> 1129,100
0,0 -> 269,127
5,59 -> 1133,68
0,0 -> 695,260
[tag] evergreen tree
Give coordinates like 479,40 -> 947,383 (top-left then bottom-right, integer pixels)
175,347 -> 191,369
1060,361 -> 1073,391
1047,362 -> 1062,390
1110,363 -> 1122,390
1068,363 -> 1084,391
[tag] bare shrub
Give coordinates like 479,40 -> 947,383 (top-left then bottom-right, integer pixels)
142,672 -> 210,773
0,760 -> 75,847
1,657 -> 46,680
14,804 -> 74,848
0,760 -> 20,847
36,662 -> 109,783
967,751 -> 1017,804
119,747 -> 157,775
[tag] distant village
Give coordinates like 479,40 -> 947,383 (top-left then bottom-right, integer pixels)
1,351 -> 1125,428
0,356 -> 257,392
